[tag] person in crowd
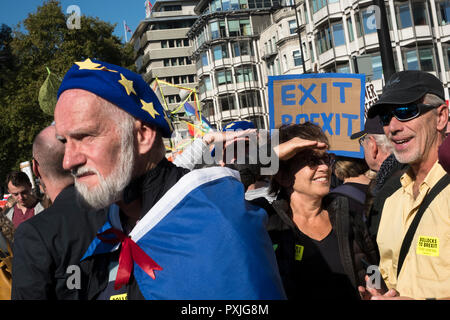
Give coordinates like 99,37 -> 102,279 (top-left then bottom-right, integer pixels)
329,157 -> 372,222
48,58 -> 285,300
438,122 -> 450,174
267,122 -> 378,300
350,115 -> 408,238
360,70 -> 450,300
12,125 -> 108,299
4,171 -> 44,229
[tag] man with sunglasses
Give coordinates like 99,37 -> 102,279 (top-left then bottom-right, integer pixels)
359,70 -> 450,300
350,116 -> 407,240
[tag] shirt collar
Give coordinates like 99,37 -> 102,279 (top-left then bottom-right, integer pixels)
400,160 -> 447,193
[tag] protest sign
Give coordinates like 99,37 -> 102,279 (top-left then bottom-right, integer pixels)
268,73 -> 365,158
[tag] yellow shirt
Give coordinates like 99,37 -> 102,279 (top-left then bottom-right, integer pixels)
377,161 -> 450,299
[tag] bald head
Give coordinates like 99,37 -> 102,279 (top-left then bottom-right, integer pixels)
33,125 -> 73,185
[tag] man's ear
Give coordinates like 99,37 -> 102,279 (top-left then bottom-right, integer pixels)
135,120 -> 157,155
368,136 -> 378,161
32,158 -> 40,178
436,104 -> 449,132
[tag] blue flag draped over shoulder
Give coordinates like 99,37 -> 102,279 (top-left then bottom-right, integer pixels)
83,167 -> 286,300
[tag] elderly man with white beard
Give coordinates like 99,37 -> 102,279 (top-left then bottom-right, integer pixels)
19,59 -> 285,300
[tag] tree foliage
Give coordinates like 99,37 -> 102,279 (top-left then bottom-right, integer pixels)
0,0 -> 136,185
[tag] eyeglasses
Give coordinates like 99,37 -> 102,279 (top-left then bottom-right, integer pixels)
379,103 -> 436,126
304,152 -> 336,168
358,135 -> 367,146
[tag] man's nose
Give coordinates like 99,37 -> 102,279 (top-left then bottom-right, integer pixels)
63,142 -> 86,171
384,116 -> 404,136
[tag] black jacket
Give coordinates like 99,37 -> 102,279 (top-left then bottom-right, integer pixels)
257,196 -> 378,300
365,155 -> 408,240
11,185 -> 107,299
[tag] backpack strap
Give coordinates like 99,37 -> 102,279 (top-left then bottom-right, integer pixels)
397,174 -> 450,278
329,184 -> 366,205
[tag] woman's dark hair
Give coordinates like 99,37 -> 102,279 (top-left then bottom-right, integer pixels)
270,122 -> 329,198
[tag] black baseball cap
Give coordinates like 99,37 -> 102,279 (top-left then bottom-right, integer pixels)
350,115 -> 385,140
367,70 -> 445,118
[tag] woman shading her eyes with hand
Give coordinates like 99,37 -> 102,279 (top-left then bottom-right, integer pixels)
266,123 -> 378,300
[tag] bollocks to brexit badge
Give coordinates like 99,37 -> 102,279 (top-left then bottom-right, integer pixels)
57,58 -> 173,137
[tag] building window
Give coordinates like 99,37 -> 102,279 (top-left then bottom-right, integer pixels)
219,95 -> 236,111
337,64 -> 350,73
184,39 -> 190,47
161,40 -> 168,48
397,3 -> 413,28
317,25 -> 332,54
412,2 -> 428,26
216,69 -> 233,86
288,19 -> 297,35
231,0 -> 240,10
371,55 -> 382,80
164,59 -> 170,67
239,90 -> 261,109
210,21 -> 220,40
438,1 -> 450,25
232,41 -> 254,57
293,50 -> 303,67
235,65 -> 257,83
213,44 -> 229,60
418,48 -> 434,71
332,23 -> 346,46
347,17 -> 354,42
403,47 -> 436,71
201,52 -> 208,66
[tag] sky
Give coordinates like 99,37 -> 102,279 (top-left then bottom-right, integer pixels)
0,0 -> 154,43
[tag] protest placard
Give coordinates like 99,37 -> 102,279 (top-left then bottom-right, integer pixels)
268,73 -> 365,158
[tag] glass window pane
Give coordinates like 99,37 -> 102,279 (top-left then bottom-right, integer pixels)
398,4 -> 412,28
419,48 -> 434,71
439,1 -> 450,25
371,55 -> 383,80
231,0 -> 240,10
223,0 -> 231,10
202,52 -> 208,66
289,20 -> 297,34
405,50 -> 419,70
210,22 -> 219,39
228,20 -> 240,36
240,19 -> 251,36
293,50 -> 302,66
412,2 -> 427,26
213,45 -> 222,60
446,46 -> 450,70
332,23 -> 345,46
347,18 -> 354,42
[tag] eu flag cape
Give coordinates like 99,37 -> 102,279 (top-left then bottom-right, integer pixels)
82,167 -> 286,300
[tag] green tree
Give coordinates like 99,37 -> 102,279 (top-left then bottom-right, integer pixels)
0,0 -> 135,185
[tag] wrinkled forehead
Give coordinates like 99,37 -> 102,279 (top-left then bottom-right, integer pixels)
54,89 -> 113,135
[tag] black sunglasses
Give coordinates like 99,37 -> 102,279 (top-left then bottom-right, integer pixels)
303,152 -> 336,168
379,103 -> 436,126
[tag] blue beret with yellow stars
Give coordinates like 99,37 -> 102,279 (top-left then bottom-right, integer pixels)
57,58 -> 173,138
223,120 -> 255,131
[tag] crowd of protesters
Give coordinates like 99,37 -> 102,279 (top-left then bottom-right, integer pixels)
0,59 -> 449,300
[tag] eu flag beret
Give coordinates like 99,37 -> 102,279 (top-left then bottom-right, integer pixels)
223,120 -> 255,131
57,58 -> 173,138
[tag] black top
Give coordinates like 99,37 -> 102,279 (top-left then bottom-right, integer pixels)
259,196 -> 378,300
12,185 -> 107,300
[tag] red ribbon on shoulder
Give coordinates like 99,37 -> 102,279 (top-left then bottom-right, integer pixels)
97,228 -> 163,290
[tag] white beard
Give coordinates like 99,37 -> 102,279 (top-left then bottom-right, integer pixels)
74,132 -> 135,210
